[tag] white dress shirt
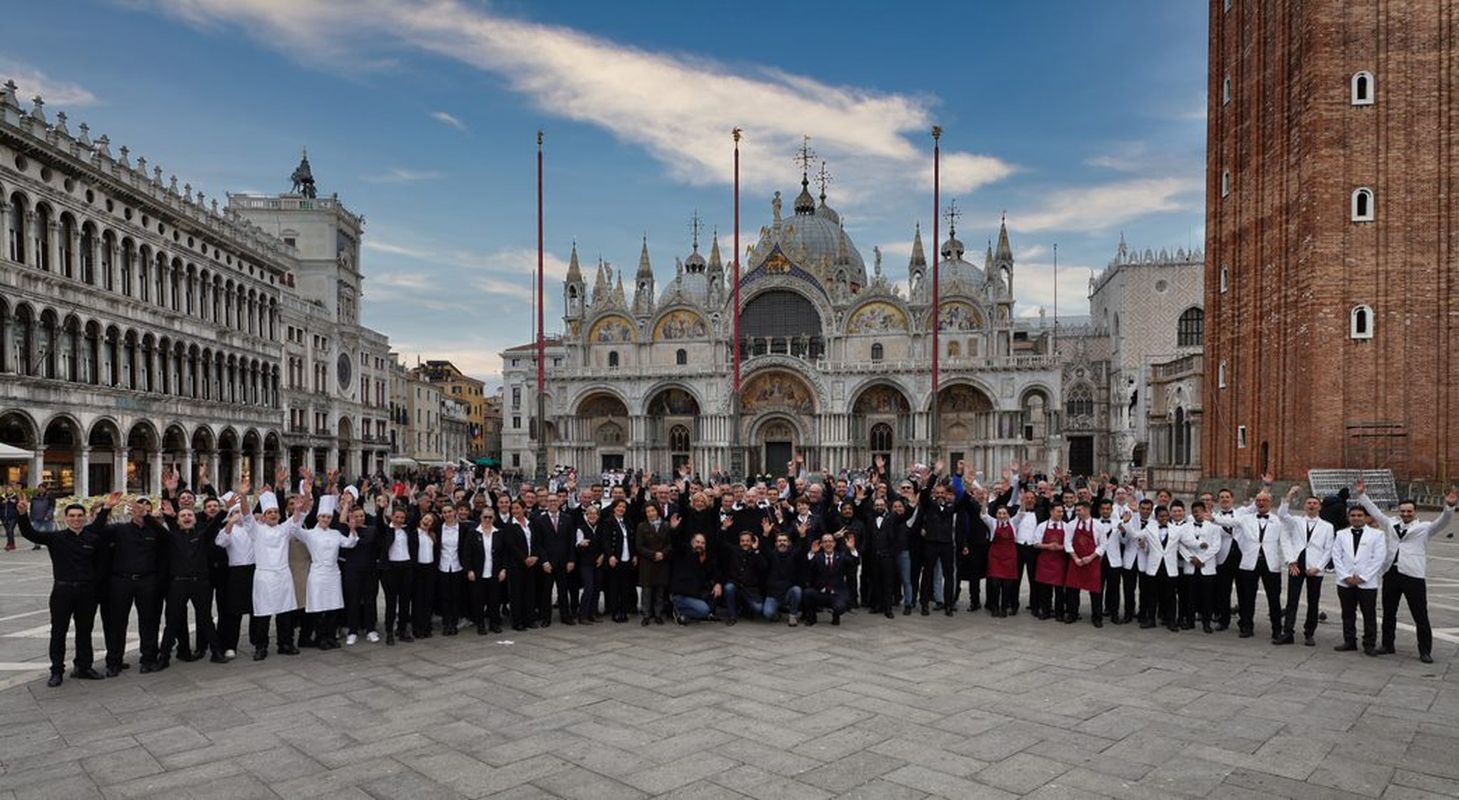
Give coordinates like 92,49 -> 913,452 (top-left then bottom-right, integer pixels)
387,527 -> 410,562
438,524 -> 462,573
1331,525 -> 1387,589
480,528 -> 496,576
417,530 -> 436,565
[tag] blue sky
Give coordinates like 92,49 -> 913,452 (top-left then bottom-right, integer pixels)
4,1 -> 1208,383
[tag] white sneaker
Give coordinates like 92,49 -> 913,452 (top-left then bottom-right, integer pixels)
345,634 -> 358,646
224,649 -> 236,659
365,631 -> 380,643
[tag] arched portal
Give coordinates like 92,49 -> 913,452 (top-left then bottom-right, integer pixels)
645,387 -> 701,475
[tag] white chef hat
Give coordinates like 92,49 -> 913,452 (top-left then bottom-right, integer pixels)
259,491 -> 279,513
318,495 -> 338,518
344,485 -> 359,500
220,491 -> 236,506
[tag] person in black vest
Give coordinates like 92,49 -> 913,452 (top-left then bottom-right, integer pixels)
573,502 -> 604,624
17,492 -> 119,687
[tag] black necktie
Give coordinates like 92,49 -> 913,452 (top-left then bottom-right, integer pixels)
1395,524 -> 1406,540
1159,527 -> 1167,545
1352,528 -> 1363,551
1306,522 -> 1315,542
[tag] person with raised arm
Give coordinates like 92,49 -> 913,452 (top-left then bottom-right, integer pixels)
1275,484 -> 1334,646
287,487 -> 358,649
1137,504 -> 1180,631
1228,475 -> 1286,641
374,491 -> 417,644
1355,479 -> 1457,663
227,486 -> 298,660
149,475 -> 231,666
1031,502 -> 1070,621
17,491 -> 120,686
1177,501 -> 1221,633
978,486 -> 1026,618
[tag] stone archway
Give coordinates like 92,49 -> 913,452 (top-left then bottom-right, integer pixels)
0,411 -> 38,486
645,386 -> 701,476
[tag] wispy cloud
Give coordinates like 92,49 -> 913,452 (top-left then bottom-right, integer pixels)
360,167 -> 443,184
0,59 -> 98,106
138,0 -> 1014,207
430,110 -> 466,131
1015,177 -> 1201,234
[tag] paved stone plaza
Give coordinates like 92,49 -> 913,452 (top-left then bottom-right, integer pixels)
0,541 -> 1456,799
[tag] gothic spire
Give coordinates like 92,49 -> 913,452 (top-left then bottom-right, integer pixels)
708,230 -> 722,269
995,212 -> 1013,262
636,235 -> 653,278
566,240 -> 583,284
909,222 -> 927,267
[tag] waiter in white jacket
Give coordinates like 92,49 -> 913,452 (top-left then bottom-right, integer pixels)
1355,480 -> 1457,664
1276,484 -> 1334,647
1330,504 -> 1388,656
1229,478 -> 1285,641
1178,501 -> 1221,633
1138,505 -> 1180,631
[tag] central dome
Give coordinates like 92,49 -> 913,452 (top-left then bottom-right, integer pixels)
745,181 -> 867,287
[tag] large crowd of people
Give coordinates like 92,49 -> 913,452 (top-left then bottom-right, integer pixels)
13,456 -> 1456,688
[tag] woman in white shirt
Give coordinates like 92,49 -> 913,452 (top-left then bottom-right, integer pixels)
412,513 -> 440,639
436,504 -> 467,636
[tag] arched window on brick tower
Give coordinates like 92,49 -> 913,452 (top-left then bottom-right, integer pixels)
1351,71 -> 1375,105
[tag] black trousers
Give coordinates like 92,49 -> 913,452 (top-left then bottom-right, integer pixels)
438,570 -> 465,628
309,609 -> 341,644
1177,570 -> 1194,625
1382,567 -> 1431,655
469,575 -> 503,627
1186,572 -> 1215,625
804,588 -> 849,619
412,564 -> 437,634
162,577 -> 218,657
1337,584 -> 1378,648
204,561 -> 228,653
1215,546 -> 1241,625
48,580 -> 98,674
546,566 -> 575,622
1236,560 -> 1283,635
1122,565 -> 1139,620
1016,544 -> 1039,611
1283,570 -> 1323,638
1063,587 -> 1103,622
249,609 -> 296,650
920,541 -> 956,609
105,573 -> 160,668
576,560 -> 599,620
342,568 -> 379,634
508,567 -> 533,627
987,578 -> 1017,611
1150,568 -> 1177,627
604,563 -> 635,619
869,553 -> 897,613
218,564 -> 255,652
1102,558 -> 1122,617
381,561 -> 414,634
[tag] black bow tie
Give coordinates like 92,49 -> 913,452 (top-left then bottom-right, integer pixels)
1352,527 -> 1362,535
1257,514 -> 1269,519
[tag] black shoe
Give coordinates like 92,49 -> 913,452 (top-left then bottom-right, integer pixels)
1139,621 -> 1156,629
1215,622 -> 1230,632
139,662 -> 157,674
47,673 -> 62,687
933,602 -> 945,611
944,609 -> 954,617
105,665 -> 122,678
1238,629 -> 1254,639
1274,634 -> 1294,645
1376,645 -> 1396,655
725,618 -> 737,627
1420,653 -> 1434,664
1093,617 -> 1103,628
1334,642 -> 1358,652
920,605 -> 930,617
253,649 -> 267,661
399,632 -> 415,643
386,631 -> 396,645
903,605 -> 912,616
804,614 -> 817,626
1363,646 -> 1378,657
209,653 -> 228,664
1303,635 -> 1315,646
968,602 -> 981,612
278,644 -> 299,655
120,662 -> 131,670
884,610 -> 894,619
155,657 -> 170,671
71,667 -> 104,680
1203,623 -> 1213,634
541,619 -> 551,628
1109,616 -> 1124,625
653,616 -> 664,625
641,616 -> 651,627
831,612 -> 841,626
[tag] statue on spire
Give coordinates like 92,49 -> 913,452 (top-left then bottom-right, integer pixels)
290,148 -> 317,198
816,161 -> 832,203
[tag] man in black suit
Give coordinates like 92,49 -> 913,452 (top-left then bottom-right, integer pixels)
463,506 -> 506,634
861,496 -> 902,619
532,494 -> 578,626
803,531 -> 860,626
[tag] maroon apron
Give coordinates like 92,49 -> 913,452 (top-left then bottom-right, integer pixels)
1035,523 -> 1067,587
1064,520 -> 1102,593
988,520 -> 1018,580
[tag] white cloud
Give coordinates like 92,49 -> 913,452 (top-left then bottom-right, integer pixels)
430,110 -> 466,131
1010,258 -> 1098,320
0,59 -> 98,107
363,240 -> 431,258
360,167 -> 443,184
1015,177 -> 1201,234
139,0 -> 1013,207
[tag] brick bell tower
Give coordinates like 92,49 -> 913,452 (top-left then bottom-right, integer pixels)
1203,0 -> 1459,486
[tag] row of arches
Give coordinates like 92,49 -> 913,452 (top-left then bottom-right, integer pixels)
0,296 -> 281,407
2,186 -> 278,341
0,410 -> 281,496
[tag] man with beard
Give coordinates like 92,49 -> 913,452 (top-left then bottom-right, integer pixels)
803,531 -> 859,626
668,532 -> 722,624
723,530 -> 766,625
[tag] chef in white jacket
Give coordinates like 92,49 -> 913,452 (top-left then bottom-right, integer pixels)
289,491 -> 358,651
1355,480 -> 1457,664
1330,505 -> 1388,656
1275,485 -> 1334,647
230,490 -> 299,660
1228,480 -> 1286,642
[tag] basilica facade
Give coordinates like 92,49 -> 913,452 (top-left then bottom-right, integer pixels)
502,174 -> 1065,480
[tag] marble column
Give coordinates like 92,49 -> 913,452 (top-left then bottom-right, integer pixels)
148,453 -> 163,496
75,447 -> 90,498
29,452 -> 43,488
113,449 -> 127,492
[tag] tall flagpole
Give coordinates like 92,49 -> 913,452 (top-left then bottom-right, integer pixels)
730,128 -> 744,480
535,130 -> 548,483
930,126 -> 942,463
1052,242 -> 1059,350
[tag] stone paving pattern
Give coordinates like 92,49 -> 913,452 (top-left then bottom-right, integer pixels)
0,543 -> 1456,799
